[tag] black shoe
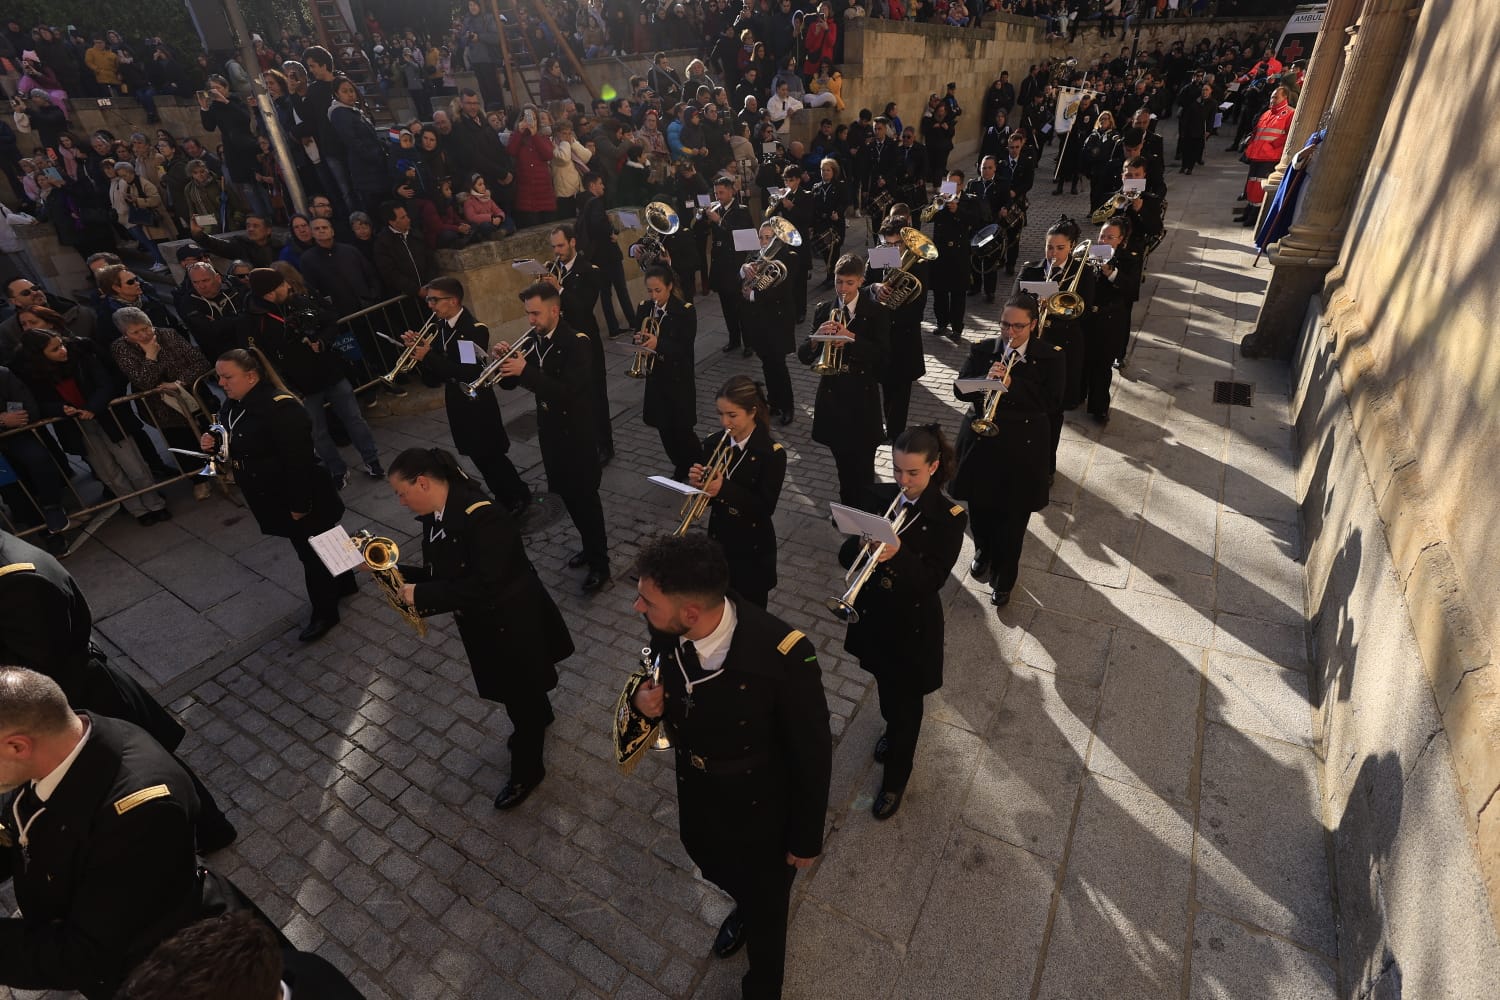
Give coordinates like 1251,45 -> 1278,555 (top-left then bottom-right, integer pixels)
196,814 -> 239,854
946,329 -> 964,343
872,788 -> 903,820
567,550 -> 589,569
721,342 -> 740,354
873,732 -> 889,764
1092,411 -> 1110,425
582,568 -> 611,594
298,616 -> 338,642
494,774 -> 543,810
934,325 -> 949,337
991,589 -> 1011,608
970,553 -> 991,582
713,908 -> 746,958
778,409 -> 795,427
136,512 -> 160,527
365,461 -> 385,478
598,446 -> 615,466
1071,185 -> 1079,195
1052,184 -> 1063,196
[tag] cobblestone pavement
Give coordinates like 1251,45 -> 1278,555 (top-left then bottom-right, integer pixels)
5,118 -> 1338,1000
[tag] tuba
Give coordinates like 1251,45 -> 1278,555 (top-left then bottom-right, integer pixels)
826,493 -> 907,623
875,227 -> 938,310
630,201 -> 681,269
675,430 -> 733,534
462,328 -> 535,397
740,216 -> 802,296
1089,191 -> 1134,225
378,313 -> 440,384
812,298 -> 853,375
352,531 -> 427,637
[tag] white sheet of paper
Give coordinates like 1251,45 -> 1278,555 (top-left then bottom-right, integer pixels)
939,180 -> 958,197
510,258 -> 544,275
1227,81 -> 1241,93
867,244 -> 901,269
1020,280 -> 1060,299
956,377 -> 1008,394
194,214 -> 218,229
458,340 -> 478,364
648,475 -> 704,496
732,228 -> 760,252
696,194 -> 712,207
1041,123 -> 1053,134
618,211 -> 640,229
1122,177 -> 1146,195
310,526 -> 365,576
829,503 -> 901,545
1088,244 -> 1115,261
1218,101 -> 1235,111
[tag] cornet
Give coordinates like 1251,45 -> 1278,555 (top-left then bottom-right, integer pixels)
826,492 -> 907,623
352,530 -> 427,637
377,314 -> 440,384
812,299 -> 853,375
676,430 -> 733,534
627,313 -> 658,378
463,328 -> 535,397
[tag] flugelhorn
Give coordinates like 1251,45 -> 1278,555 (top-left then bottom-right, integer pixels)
676,430 -> 733,535
826,493 -> 907,623
352,530 -> 427,637
970,349 -> 1018,437
377,314 -> 440,384
463,328 -> 535,397
919,190 -> 958,223
875,227 -> 938,310
628,311 -> 659,378
813,299 -> 853,375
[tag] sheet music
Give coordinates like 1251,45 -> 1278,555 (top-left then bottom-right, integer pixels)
648,475 -> 705,496
868,244 -> 901,269
511,258 -> 544,275
1088,244 -> 1116,261
1019,280 -> 1060,299
1121,178 -> 1146,195
732,229 -> 760,252
617,211 -> 640,229
829,503 -> 901,545
956,377 -> 1008,394
310,526 -> 366,576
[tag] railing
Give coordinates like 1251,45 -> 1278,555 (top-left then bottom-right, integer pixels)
328,294 -> 432,396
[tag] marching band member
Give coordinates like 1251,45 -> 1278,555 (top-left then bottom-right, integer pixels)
866,219 -> 928,440
765,164 -> 815,323
1084,216 -> 1143,419
1014,217 -> 1096,468
965,156 -> 1006,303
703,175 -> 755,355
929,169 -> 979,343
796,253 -> 890,505
1116,157 -> 1165,257
627,533 -> 832,1000
689,376 -> 787,610
633,265 -> 700,481
384,447 -> 573,809
547,224 -> 615,464
895,125 -> 929,209
495,282 -> 612,594
864,116 -> 900,215
811,157 -> 847,289
952,297 -> 1064,609
403,277 -> 531,519
740,221 -> 798,425
204,349 -> 356,642
996,132 -> 1035,275
837,425 -> 966,819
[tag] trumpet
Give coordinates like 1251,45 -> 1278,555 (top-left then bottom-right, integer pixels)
463,329 -> 535,397
378,314 -> 440,384
875,227 -> 938,310
919,190 -> 958,223
970,349 -> 1018,437
826,493 -> 907,623
1089,191 -> 1134,224
675,430 -> 733,535
352,530 -> 427,637
627,314 -> 658,378
812,300 -> 852,375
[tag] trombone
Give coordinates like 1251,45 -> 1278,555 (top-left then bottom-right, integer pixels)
675,430 -> 733,534
351,530 -> 427,637
874,227 -> 938,310
1037,240 -> 1092,327
627,311 -> 659,378
826,493 -> 907,624
377,313 -> 440,384
812,299 -> 853,375
462,328 -> 535,398
970,349 -> 1018,437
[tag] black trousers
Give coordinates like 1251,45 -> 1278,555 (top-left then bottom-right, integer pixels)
1082,357 -> 1114,417
717,287 -> 744,347
693,848 -> 799,1000
757,346 -> 795,416
504,687 -> 555,785
969,263 -> 1000,297
969,504 -> 1033,592
597,256 -> 635,334
559,486 -> 609,572
875,670 -> 925,795
882,376 -> 912,442
829,442 -> 876,506
287,533 -> 356,620
1047,410 -> 1063,475
471,450 -> 530,509
790,250 -> 808,321
932,287 -> 967,333
657,422 -> 702,482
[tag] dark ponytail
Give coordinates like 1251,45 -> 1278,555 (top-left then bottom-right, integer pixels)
387,447 -> 469,485
717,374 -> 770,427
893,423 -> 956,486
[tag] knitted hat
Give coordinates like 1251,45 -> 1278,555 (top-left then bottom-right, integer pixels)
247,267 -> 285,299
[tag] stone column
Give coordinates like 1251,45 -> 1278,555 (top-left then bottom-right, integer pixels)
1257,0 -> 1363,207
1241,0 -> 1424,359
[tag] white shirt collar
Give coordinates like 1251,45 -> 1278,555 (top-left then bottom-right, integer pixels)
34,715 -> 91,803
446,307 -> 465,329
433,504 -> 445,522
836,292 -> 858,321
686,597 -> 738,673
281,980 -> 292,1000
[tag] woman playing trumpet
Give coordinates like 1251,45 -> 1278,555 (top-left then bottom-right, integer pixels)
634,265 -> 700,481
836,425 -> 966,820
687,376 -> 787,610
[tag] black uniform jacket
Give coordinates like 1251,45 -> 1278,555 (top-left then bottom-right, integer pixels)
1086,248 -> 1144,355
1015,258 -> 1097,409
636,297 -> 697,430
558,256 -> 602,339
418,308 -> 511,457
238,295 -> 343,395
928,205 -> 979,289
401,480 -> 572,702
838,482 -> 967,693
704,425 -> 787,595
742,270 -> 796,355
951,337 -> 1064,512
995,154 -> 1035,202
964,176 -> 1005,224
223,380 -> 344,538
811,179 -> 846,240
766,186 -> 815,265
0,715 -> 247,1000
707,198 -> 755,286
501,321 -> 600,494
0,531 -> 185,752
795,290 -> 890,450
649,600 -> 832,860
865,256 -> 928,383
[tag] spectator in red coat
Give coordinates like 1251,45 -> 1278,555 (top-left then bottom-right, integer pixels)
508,108 -> 557,227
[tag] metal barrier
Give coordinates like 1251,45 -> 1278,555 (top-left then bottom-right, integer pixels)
326,295 -> 431,396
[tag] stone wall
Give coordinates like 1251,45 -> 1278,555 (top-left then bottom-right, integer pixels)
1292,0 -> 1500,994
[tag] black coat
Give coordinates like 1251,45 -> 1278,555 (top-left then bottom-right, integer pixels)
372,226 -> 438,300
0,715 -> 249,999
865,257 -> 927,382
995,153 -> 1035,203
703,425 -> 786,598
1015,259 -> 1096,409
950,337 -> 1063,511
928,205 -> 978,290
501,322 -> 600,494
222,380 -> 344,538
1084,247 -> 1143,362
577,193 -> 622,265
839,482 -> 966,693
418,308 -> 511,457
706,198 -> 754,286
649,600 -> 832,859
239,295 -> 344,395
964,176 -> 1005,225
742,270 -> 795,355
811,179 -> 846,242
180,287 -> 245,362
401,479 -> 572,702
23,341 -> 140,450
558,258 -> 603,339
795,290 -> 890,450
637,297 -> 697,430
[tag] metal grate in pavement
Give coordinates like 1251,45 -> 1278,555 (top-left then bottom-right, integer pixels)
1213,380 -> 1256,406
519,491 -> 567,535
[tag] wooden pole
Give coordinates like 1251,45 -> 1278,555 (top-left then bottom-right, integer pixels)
525,0 -> 598,101
487,0 -> 531,109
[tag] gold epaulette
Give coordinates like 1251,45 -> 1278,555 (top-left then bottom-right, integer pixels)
575,332 -> 588,339
115,784 -> 170,815
683,301 -> 693,310
465,500 -> 491,515
950,504 -> 964,516
772,442 -> 784,452
777,629 -> 806,655
0,562 -> 37,578
273,393 -> 296,402
1053,344 -> 1062,351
